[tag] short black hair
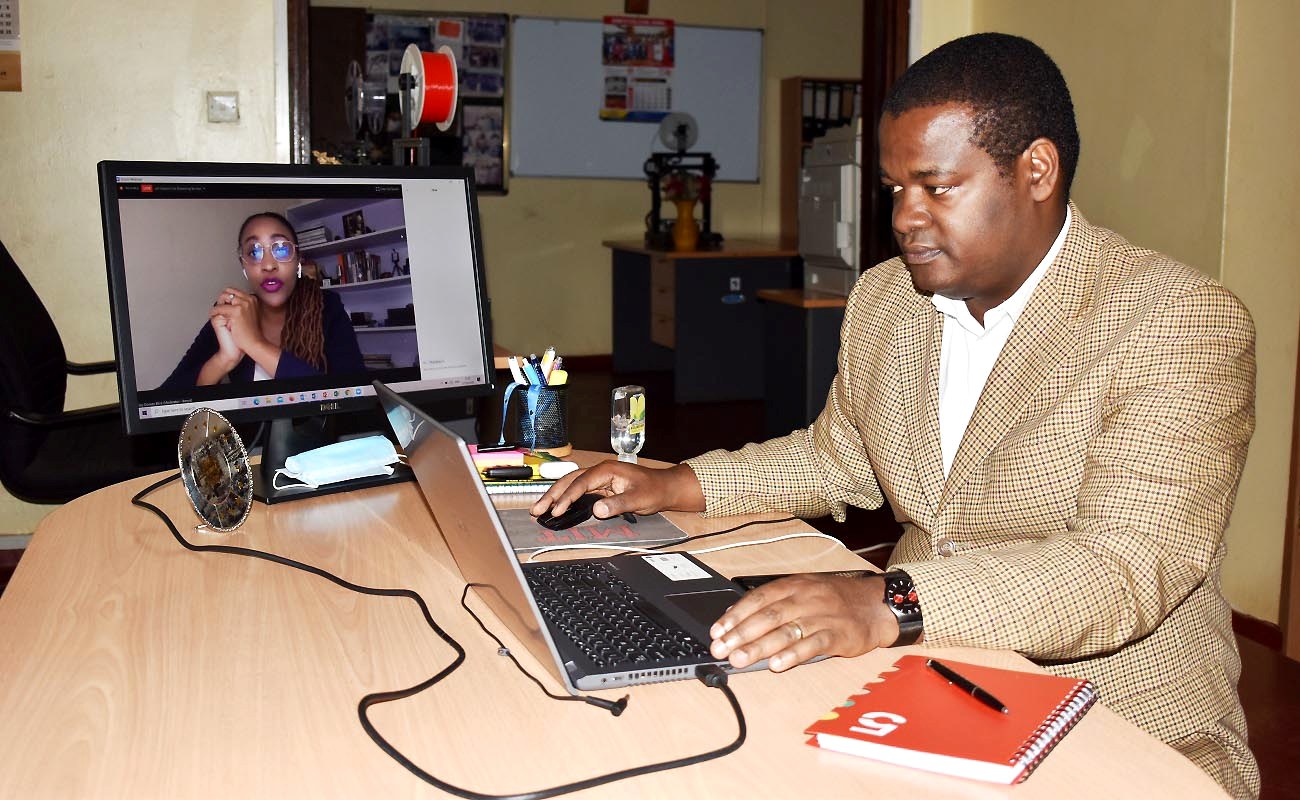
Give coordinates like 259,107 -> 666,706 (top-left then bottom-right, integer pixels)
238,211 -> 298,246
883,33 -> 1080,196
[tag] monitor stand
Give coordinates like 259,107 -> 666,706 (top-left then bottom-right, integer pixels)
251,415 -> 413,505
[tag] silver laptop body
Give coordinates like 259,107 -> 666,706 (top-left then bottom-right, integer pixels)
374,380 -> 755,693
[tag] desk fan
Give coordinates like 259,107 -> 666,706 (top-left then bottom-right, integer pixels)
178,408 -> 252,532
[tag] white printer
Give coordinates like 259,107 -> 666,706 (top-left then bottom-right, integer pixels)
798,118 -> 862,296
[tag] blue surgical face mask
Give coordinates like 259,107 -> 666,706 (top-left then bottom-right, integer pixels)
273,435 -> 403,489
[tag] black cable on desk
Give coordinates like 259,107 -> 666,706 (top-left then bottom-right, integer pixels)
130,473 -> 747,799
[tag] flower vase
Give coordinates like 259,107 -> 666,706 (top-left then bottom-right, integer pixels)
672,199 -> 700,252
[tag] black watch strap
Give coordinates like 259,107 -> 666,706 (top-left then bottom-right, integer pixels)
881,570 -> 922,647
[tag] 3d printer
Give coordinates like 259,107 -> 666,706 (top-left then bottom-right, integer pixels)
642,113 -> 723,250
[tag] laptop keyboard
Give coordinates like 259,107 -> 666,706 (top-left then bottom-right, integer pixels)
524,561 -> 713,670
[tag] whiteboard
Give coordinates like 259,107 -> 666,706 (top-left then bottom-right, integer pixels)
509,17 -> 763,181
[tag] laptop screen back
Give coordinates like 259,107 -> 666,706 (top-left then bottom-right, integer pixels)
375,381 -> 575,693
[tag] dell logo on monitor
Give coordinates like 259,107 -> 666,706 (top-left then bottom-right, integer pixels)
319,402 -> 339,411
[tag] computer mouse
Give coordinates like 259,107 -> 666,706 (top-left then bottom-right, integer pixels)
536,492 -> 603,530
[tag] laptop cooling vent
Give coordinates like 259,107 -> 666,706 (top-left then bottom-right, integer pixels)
628,667 -> 692,683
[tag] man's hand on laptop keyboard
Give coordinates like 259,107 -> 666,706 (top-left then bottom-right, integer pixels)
707,573 -> 901,673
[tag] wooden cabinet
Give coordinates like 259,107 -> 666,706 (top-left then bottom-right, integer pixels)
649,255 -> 676,349
605,240 -> 800,403
779,76 -> 862,247
757,289 -> 847,437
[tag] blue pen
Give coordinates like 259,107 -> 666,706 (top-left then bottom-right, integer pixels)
521,360 -> 544,386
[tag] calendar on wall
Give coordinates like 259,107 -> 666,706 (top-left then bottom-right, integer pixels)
0,0 -> 20,92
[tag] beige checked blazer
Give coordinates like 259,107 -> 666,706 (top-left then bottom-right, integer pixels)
686,204 -> 1259,798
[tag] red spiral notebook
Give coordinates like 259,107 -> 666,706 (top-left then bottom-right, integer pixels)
805,655 -> 1096,784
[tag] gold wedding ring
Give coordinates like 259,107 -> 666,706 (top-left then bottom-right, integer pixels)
788,620 -> 804,641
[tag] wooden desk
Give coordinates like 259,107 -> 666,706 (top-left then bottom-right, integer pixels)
492,342 -> 511,370
604,240 -> 800,403
757,289 -> 847,437
0,455 -> 1225,798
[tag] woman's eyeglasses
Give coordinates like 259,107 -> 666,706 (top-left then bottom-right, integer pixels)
239,239 -> 297,265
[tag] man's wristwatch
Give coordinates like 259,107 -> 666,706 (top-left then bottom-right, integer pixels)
881,570 -> 923,646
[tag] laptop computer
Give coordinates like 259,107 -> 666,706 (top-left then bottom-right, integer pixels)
374,380 -> 761,693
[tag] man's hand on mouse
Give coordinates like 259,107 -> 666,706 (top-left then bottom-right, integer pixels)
530,461 -> 706,520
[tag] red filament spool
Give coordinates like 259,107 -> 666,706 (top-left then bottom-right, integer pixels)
400,44 -> 458,132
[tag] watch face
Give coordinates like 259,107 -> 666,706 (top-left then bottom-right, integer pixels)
885,573 -> 920,614
177,408 -> 253,532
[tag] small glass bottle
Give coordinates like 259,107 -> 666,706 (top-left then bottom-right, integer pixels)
610,385 -> 646,463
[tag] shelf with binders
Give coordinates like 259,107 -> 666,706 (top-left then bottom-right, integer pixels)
779,76 -> 861,246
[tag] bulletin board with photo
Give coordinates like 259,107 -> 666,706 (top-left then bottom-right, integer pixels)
366,10 -> 509,193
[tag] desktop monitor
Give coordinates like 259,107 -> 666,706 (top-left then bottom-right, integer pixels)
97,161 -> 494,501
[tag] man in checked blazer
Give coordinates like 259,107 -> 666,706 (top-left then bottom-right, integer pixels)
534,33 -> 1258,797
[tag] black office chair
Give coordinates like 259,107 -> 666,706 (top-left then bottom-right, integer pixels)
0,238 -> 174,505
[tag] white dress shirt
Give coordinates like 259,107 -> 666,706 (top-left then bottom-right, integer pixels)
933,207 -> 1072,476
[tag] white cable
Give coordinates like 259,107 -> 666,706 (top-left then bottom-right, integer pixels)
687,531 -> 845,555
527,543 -> 661,561
851,540 -> 897,555
525,531 -> 847,562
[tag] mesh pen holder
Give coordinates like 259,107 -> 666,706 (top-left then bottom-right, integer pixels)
499,382 -> 570,454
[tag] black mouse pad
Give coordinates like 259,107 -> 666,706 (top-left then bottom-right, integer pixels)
496,508 -> 687,553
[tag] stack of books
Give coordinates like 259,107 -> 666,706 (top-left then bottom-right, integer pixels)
296,225 -> 331,248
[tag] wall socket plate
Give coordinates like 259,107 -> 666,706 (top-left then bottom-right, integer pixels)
206,91 -> 239,123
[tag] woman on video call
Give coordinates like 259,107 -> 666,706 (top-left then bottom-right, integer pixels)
160,212 -> 365,390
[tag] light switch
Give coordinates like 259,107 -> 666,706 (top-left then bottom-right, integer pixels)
206,91 -> 239,123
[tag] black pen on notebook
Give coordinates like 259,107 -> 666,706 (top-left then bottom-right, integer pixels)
926,658 -> 1010,714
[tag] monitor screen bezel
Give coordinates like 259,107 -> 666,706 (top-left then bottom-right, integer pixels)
98,160 -> 495,435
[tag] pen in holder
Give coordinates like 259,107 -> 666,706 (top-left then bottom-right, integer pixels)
499,382 -> 571,457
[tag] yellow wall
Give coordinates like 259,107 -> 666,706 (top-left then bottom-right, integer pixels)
911,0 -> 971,59
914,0 -> 1297,623
972,0 -> 1231,277
0,0 -> 862,532
0,0 -> 281,532
1217,0 -> 1300,622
